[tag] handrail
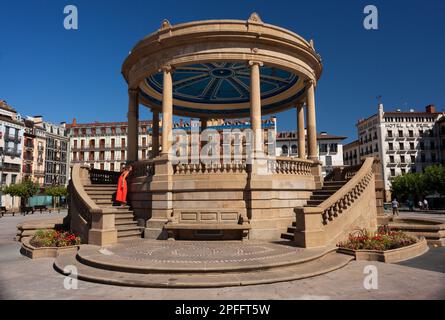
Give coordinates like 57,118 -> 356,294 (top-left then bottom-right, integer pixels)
71,164 -> 102,214
300,158 -> 375,222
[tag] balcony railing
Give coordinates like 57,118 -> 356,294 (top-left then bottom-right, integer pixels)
4,134 -> 22,143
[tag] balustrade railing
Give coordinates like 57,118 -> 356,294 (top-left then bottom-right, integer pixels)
297,158 -> 375,227
173,161 -> 247,174
130,160 -> 155,178
89,168 -> 121,184
268,157 -> 312,175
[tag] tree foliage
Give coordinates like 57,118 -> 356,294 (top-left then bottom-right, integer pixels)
391,165 -> 445,201
2,180 -> 40,206
44,186 -> 68,198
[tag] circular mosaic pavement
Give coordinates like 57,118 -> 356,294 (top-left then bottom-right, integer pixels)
75,239 -> 333,273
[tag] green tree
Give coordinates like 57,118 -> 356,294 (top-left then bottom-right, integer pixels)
391,172 -> 426,201
423,165 -> 445,195
2,180 -> 40,209
44,185 -> 68,208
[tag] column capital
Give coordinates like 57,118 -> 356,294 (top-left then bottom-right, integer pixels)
159,64 -> 174,73
304,78 -> 316,87
248,60 -> 264,67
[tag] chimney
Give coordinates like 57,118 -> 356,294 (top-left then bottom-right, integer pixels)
426,104 -> 436,113
72,118 -> 77,126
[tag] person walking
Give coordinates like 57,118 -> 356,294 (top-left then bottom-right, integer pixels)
116,165 -> 132,207
392,198 -> 399,217
418,200 -> 424,211
423,199 -> 429,211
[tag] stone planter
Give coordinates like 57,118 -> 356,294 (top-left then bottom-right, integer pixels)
337,237 -> 428,263
20,238 -> 79,259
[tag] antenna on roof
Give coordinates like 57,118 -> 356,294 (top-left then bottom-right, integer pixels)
376,95 -> 382,104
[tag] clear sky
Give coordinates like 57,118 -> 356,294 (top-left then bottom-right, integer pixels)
1,0 -> 444,142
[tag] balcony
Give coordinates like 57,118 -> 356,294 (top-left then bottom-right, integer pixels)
34,170 -> 45,176
0,163 -> 20,173
388,161 -> 397,167
406,135 -> 417,141
386,148 -> 397,154
395,136 -> 405,141
397,148 -> 407,154
407,149 -> 418,154
385,135 -> 394,141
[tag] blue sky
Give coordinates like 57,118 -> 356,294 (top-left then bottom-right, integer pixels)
1,0 -> 444,142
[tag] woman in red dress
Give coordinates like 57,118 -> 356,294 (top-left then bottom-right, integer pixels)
116,165 -> 132,206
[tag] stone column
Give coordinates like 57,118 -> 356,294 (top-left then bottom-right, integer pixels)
249,60 -> 264,154
127,88 -> 139,162
161,65 -> 173,156
151,110 -> 160,158
306,79 -> 318,160
297,103 -> 306,159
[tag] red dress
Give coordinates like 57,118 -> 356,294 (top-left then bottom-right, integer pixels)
116,174 -> 127,203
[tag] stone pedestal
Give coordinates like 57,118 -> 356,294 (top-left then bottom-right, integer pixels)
144,155 -> 172,240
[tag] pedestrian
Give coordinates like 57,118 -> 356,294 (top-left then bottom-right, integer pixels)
392,198 -> 399,216
116,165 -> 133,207
418,200 -> 423,210
423,199 -> 429,211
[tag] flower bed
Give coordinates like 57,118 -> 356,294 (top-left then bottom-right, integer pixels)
20,229 -> 81,259
337,227 -> 428,263
30,229 -> 81,248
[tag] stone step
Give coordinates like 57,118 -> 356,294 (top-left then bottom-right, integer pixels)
54,250 -> 353,288
117,229 -> 143,239
281,232 -> 294,241
115,212 -> 136,219
322,186 -> 342,191
307,200 -> 324,206
312,190 -> 336,196
287,226 -> 296,233
86,190 -> 116,195
90,194 -> 114,199
310,195 -> 331,201
323,181 -> 346,185
116,225 -> 141,232
115,219 -> 137,226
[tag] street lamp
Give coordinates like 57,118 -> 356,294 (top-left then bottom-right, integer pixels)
0,147 -> 5,207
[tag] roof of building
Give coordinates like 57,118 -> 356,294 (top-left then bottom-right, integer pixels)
0,100 -> 17,113
343,139 -> 360,149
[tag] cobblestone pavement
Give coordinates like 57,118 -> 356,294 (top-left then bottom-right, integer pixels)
1,212 -> 444,300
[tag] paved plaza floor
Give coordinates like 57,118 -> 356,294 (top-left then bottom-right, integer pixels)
1,212 -> 444,300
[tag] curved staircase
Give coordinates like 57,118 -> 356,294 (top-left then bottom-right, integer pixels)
83,184 -> 143,240
281,181 -> 347,240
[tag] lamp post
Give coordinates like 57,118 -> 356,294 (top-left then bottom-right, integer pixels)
0,147 -> 5,207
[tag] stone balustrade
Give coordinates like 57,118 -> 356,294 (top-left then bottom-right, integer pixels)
173,160 -> 247,175
268,157 -> 313,175
294,158 -> 378,248
131,160 -> 155,178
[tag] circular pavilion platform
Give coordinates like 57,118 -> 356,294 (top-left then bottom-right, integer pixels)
54,240 -> 353,288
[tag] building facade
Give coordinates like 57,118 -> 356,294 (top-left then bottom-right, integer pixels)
68,117 -> 277,172
276,130 -> 346,176
0,100 -> 24,208
355,103 -> 444,200
343,139 -> 360,166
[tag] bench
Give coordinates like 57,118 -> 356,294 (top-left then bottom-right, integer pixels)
0,206 -> 16,217
21,207 -> 35,215
34,205 -> 51,214
164,222 -> 251,240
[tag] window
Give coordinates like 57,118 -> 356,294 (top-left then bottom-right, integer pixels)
401,168 -> 406,175
390,156 -> 395,163
388,143 -> 394,150
410,142 -> 415,150
390,169 -> 395,177
319,144 -> 328,153
281,145 -> 288,156
110,163 -> 115,171
387,130 -> 393,137
100,163 -> 104,170
398,130 -> 403,137
432,153 -> 437,162
111,151 -> 115,160
329,143 -> 338,153
400,156 -> 405,163
325,156 -> 332,166
111,138 -> 115,148
408,130 -> 414,137
121,150 -> 125,160
411,155 -> 415,163
399,143 -> 404,150
142,137 -> 147,147
291,145 -> 297,154
121,138 -> 125,147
